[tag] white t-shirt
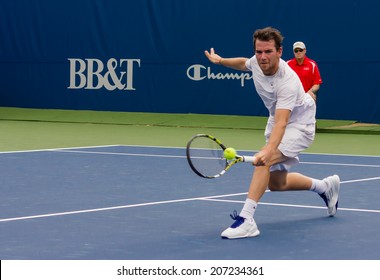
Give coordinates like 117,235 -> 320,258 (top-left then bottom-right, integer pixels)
245,56 -> 316,126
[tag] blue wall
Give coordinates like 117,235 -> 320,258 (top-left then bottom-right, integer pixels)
0,0 -> 379,123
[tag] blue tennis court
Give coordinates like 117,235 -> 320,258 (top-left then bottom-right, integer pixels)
1,145 -> 379,260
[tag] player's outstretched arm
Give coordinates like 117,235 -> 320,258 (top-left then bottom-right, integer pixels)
204,48 -> 248,71
204,47 -> 222,64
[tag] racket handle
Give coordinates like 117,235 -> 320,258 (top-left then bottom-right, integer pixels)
241,155 -> 256,163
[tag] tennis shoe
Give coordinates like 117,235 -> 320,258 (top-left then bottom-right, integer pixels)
319,175 -> 340,216
221,211 -> 260,239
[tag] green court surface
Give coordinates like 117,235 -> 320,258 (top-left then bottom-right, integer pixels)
0,107 -> 379,156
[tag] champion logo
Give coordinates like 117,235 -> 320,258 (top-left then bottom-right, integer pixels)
186,64 -> 252,87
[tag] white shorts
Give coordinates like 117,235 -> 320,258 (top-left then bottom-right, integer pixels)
264,122 -> 315,172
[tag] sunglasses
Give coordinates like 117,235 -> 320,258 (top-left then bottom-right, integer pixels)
294,49 -> 304,53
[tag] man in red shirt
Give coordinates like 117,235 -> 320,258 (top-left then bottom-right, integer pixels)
287,41 -> 322,101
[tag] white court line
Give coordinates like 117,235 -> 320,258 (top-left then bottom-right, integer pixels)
201,199 -> 380,213
0,145 -> 120,154
1,177 -> 380,223
201,177 -> 380,213
2,147 -> 379,169
301,161 -> 380,168
1,144 -> 380,159
0,192 -> 247,223
342,176 -> 380,184
54,149 -> 185,159
53,149 -> 380,168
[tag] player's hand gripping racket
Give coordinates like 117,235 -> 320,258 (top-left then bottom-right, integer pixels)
186,134 -> 256,179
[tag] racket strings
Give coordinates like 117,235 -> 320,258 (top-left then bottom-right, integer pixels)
187,136 -> 227,178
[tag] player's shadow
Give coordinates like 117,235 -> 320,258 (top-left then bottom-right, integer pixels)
258,215 -> 339,237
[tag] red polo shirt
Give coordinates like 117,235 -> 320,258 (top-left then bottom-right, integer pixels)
287,56 -> 322,92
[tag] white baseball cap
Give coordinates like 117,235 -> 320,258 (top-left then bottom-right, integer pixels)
293,41 -> 306,50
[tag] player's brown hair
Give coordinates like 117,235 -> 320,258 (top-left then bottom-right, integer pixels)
253,27 -> 284,51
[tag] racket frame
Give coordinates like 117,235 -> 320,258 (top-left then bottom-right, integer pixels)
186,134 -> 255,179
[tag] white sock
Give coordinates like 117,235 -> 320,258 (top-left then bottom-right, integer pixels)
310,178 -> 328,194
239,198 -> 257,219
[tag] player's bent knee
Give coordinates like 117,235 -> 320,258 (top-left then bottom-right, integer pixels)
268,171 -> 288,191
268,183 -> 287,192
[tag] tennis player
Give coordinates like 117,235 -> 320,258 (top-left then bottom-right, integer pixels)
204,27 -> 340,239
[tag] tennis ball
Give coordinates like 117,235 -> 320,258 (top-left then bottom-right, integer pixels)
224,147 -> 237,160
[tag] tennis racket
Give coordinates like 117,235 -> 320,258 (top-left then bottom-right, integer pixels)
186,134 -> 256,179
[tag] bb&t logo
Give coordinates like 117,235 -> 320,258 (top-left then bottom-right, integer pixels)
68,58 -> 141,91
